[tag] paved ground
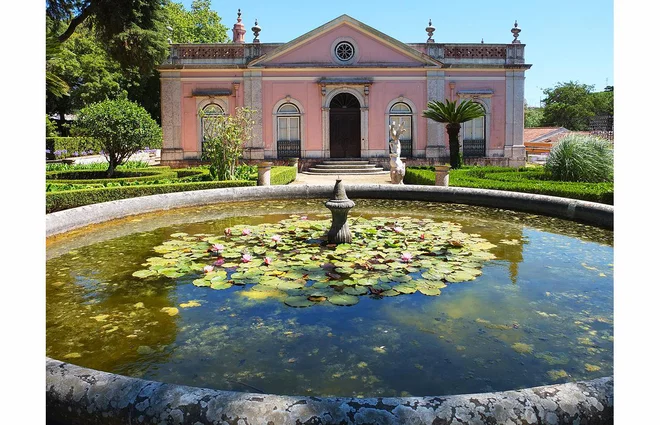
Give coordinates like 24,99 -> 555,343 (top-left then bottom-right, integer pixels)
290,172 -> 394,185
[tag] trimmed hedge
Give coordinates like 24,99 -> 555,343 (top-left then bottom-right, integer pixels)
46,137 -> 102,159
46,169 -> 177,184
270,166 -> 297,185
403,166 -> 613,204
46,180 -> 256,213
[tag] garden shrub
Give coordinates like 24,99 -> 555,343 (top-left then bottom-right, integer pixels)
72,99 -> 162,177
46,160 -> 151,172
544,135 -> 613,183
270,166 -> 297,185
46,180 -> 256,213
404,166 -> 613,204
46,169 -> 177,184
200,107 -> 256,180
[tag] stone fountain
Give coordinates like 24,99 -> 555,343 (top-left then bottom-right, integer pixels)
325,178 -> 355,244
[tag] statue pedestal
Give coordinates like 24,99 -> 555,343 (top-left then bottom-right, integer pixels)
434,164 -> 451,186
257,162 -> 273,186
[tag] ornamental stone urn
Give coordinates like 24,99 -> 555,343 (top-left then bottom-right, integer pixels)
325,179 -> 355,244
389,121 -> 406,184
257,162 -> 273,186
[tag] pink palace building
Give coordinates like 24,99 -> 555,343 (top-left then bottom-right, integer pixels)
158,12 -> 532,169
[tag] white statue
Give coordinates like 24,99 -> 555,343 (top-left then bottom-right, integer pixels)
389,121 -> 406,184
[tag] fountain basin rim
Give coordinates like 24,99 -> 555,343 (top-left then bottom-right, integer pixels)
46,357 -> 613,424
46,184 -> 613,238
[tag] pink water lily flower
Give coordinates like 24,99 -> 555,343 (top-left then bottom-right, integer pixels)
300,216 -> 308,220
203,265 -> 214,273
271,234 -> 281,243
211,244 -> 224,252
242,228 -> 252,236
264,257 -> 272,265
401,252 -> 413,263
420,234 -> 425,240
213,258 -> 225,266
394,226 -> 404,233
224,228 -> 232,236
242,253 -> 252,263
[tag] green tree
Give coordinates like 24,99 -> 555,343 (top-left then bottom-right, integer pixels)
524,106 -> 544,128
423,99 -> 485,169
47,0 -> 170,73
541,82 -> 596,130
201,107 -> 255,180
73,99 -> 162,177
164,0 -> 229,43
46,25 -> 128,122
46,36 -> 70,99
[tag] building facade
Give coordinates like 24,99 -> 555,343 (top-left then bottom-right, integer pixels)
158,13 -> 532,168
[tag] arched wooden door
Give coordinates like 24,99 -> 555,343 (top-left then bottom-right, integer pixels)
329,93 -> 361,158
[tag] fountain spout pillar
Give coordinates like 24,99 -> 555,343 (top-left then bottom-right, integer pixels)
325,179 -> 355,244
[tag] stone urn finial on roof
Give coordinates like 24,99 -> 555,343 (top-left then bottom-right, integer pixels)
426,19 -> 436,43
511,20 -> 521,44
252,19 -> 261,43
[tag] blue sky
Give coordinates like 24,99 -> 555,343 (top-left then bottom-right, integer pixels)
180,0 -> 613,107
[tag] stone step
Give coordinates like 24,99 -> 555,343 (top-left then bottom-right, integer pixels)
319,160 -> 371,165
306,167 -> 386,174
314,163 -> 379,169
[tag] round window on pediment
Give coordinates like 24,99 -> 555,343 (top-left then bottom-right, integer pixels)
335,41 -> 355,61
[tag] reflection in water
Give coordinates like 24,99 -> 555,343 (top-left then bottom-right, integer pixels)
46,199 -> 612,397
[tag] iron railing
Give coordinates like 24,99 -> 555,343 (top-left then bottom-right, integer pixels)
277,140 -> 301,158
463,139 -> 486,157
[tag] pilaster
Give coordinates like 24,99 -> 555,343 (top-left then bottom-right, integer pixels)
426,70 -> 446,158
243,70 -> 264,159
160,71 -> 184,162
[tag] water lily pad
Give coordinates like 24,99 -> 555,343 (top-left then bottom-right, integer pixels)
132,269 -> 156,278
193,278 -> 211,287
418,286 -> 441,296
344,286 -> 368,296
160,307 -> 179,316
210,281 -> 232,290
393,284 -> 416,294
328,294 -> 359,306
284,296 -> 315,308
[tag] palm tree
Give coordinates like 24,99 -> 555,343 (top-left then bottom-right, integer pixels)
46,35 -> 70,99
423,99 -> 485,168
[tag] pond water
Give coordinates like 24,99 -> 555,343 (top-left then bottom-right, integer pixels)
46,199 -> 613,397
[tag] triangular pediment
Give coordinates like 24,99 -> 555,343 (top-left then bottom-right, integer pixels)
249,15 -> 441,68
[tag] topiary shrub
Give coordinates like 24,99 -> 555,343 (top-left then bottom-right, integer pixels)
544,135 -> 613,183
72,99 -> 162,177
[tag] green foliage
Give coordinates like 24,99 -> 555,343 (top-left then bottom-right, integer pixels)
270,166 -> 297,185
164,0 -> 229,43
544,135 -> 613,183
524,106 -> 543,128
46,160 -> 151,172
46,136 -> 102,159
46,168 -> 177,184
47,0 -> 169,73
423,99 -> 485,169
46,180 -> 256,213
201,107 -> 256,180
46,36 -> 70,99
73,99 -> 162,177
403,166 -> 613,204
47,116 -> 59,138
541,82 -> 614,130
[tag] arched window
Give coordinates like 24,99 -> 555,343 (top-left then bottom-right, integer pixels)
462,116 -> 486,157
200,103 -> 225,153
389,102 -> 413,157
276,103 -> 301,158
